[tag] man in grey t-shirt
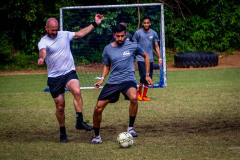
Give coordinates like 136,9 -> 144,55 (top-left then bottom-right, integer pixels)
133,16 -> 162,101
111,22 -> 133,42
90,24 -> 153,144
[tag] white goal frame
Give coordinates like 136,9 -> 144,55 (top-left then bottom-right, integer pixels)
60,3 -> 167,89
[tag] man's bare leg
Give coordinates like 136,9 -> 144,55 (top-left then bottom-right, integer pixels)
54,93 -> 68,142
90,100 -> 110,144
126,87 -> 139,137
66,79 -> 92,131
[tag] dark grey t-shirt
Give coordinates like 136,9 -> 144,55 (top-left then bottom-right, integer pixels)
133,29 -> 159,62
102,41 -> 145,84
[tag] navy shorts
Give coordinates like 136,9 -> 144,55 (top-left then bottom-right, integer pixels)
47,70 -> 78,98
138,61 -> 153,84
98,81 -> 137,103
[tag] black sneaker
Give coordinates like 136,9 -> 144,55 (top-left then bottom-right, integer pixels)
60,133 -> 68,143
76,121 -> 93,131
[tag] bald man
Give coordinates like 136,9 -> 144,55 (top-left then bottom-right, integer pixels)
38,14 -> 104,143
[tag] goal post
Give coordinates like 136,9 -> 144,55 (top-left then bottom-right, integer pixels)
60,3 -> 167,89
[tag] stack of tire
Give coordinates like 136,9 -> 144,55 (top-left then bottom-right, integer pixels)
174,52 -> 218,68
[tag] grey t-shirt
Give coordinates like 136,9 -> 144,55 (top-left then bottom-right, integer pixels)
102,40 -> 145,84
132,29 -> 159,62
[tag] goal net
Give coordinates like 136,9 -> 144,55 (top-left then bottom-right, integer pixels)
60,3 -> 167,89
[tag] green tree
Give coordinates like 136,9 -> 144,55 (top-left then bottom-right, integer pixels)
0,0 -> 239,69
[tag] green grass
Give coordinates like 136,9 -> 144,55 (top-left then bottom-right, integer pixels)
0,68 -> 240,160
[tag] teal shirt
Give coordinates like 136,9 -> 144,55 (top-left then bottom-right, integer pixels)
102,41 -> 144,84
133,29 -> 159,62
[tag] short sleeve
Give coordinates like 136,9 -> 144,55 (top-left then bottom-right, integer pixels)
135,44 -> 145,56
154,32 -> 159,42
38,40 -> 46,51
102,48 -> 110,65
68,32 -> 75,41
132,32 -> 138,42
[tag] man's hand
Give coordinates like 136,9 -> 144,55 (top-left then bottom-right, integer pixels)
38,48 -> 46,66
145,76 -> 153,87
94,79 -> 104,88
95,14 -> 104,25
159,59 -> 162,68
38,58 -> 44,66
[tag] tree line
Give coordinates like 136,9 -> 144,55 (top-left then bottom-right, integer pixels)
0,0 -> 239,70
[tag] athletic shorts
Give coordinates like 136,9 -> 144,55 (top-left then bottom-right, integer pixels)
47,70 -> 78,98
138,61 -> 153,84
98,81 -> 137,103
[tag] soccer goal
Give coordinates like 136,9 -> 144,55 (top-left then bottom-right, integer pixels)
60,3 -> 167,89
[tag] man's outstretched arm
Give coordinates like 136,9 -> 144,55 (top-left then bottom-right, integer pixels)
74,14 -> 104,39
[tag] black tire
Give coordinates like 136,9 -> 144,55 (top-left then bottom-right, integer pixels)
174,52 -> 218,68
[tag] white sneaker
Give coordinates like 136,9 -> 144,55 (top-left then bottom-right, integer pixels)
90,135 -> 102,144
127,127 -> 138,137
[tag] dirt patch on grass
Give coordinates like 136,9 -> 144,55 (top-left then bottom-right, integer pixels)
0,51 -> 239,75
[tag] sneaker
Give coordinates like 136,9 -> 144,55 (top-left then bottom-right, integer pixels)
60,133 -> 68,143
90,135 -> 102,144
137,91 -> 142,101
127,127 -> 138,137
142,96 -> 151,101
76,121 -> 93,131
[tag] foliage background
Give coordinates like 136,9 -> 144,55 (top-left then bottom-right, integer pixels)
63,5 -> 162,64
0,0 -> 239,70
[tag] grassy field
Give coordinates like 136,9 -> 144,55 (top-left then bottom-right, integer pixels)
0,68 -> 240,160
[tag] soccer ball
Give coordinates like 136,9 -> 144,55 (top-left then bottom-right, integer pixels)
117,132 -> 133,148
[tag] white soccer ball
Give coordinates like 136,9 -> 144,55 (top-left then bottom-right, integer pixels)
117,132 -> 133,148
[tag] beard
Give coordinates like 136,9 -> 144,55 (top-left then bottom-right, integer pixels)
47,31 -> 58,39
143,26 -> 150,31
116,40 -> 124,46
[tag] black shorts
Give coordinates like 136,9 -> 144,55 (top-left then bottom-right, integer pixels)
47,70 -> 78,98
98,81 -> 137,103
138,61 -> 153,84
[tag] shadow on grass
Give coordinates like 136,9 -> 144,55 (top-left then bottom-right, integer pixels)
1,118 -> 240,143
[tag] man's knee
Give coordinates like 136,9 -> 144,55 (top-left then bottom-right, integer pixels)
128,93 -> 138,105
56,105 -> 65,114
71,88 -> 82,102
130,98 -> 138,105
71,87 -> 81,96
129,93 -> 137,100
94,105 -> 104,115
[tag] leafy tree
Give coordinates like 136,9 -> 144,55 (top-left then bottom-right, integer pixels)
159,0 -> 240,52
0,0 -> 239,69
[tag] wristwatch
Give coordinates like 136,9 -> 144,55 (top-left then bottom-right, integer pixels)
146,74 -> 150,76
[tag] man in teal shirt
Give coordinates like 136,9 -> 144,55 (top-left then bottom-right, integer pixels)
133,16 -> 162,101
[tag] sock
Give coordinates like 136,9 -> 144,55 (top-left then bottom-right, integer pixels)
143,85 -> 148,97
138,83 -> 143,93
76,112 -> 83,122
94,127 -> 100,137
129,116 -> 136,127
60,126 -> 66,135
